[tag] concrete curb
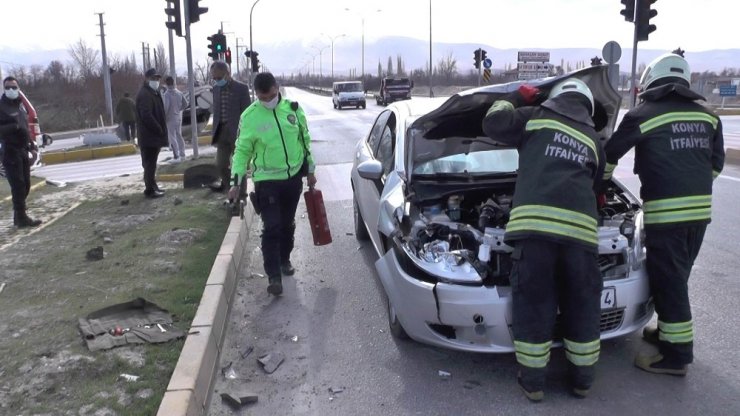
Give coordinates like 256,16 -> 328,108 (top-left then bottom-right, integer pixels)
1,181 -> 46,204
156,173 -> 185,183
43,144 -> 138,165
157,183 -> 256,416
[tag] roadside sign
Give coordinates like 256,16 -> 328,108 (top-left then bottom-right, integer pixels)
720,85 -> 737,97
483,68 -> 491,82
518,51 -> 550,62
602,41 -> 622,64
483,58 -> 492,69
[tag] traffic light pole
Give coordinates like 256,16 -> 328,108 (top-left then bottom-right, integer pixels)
184,2 -> 199,158
629,16 -> 639,109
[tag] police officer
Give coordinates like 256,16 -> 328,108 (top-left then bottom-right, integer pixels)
229,73 -> 317,296
482,79 -> 605,401
0,76 -> 41,228
603,52 -> 724,376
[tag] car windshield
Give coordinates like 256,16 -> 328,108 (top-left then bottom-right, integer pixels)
413,149 -> 519,175
337,83 -> 362,92
386,79 -> 410,86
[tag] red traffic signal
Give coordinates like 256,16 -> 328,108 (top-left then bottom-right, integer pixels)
225,48 -> 232,65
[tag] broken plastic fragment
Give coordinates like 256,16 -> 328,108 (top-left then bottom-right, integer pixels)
251,273 -> 264,279
329,387 -> 345,394
120,373 -> 140,382
291,335 -> 299,342
258,352 -> 285,374
240,346 -> 254,359
221,361 -> 237,379
438,370 -> 451,380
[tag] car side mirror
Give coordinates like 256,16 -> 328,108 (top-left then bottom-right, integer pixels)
357,160 -> 383,181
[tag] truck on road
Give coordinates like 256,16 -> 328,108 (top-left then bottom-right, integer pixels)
375,77 -> 414,106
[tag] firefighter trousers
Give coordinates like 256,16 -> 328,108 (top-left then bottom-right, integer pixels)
510,238 -> 602,391
255,174 -> 303,278
2,146 -> 31,212
645,224 -> 706,365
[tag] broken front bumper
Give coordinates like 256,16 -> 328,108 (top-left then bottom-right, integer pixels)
375,249 -> 653,353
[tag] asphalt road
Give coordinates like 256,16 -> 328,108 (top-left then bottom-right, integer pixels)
207,88 -> 740,415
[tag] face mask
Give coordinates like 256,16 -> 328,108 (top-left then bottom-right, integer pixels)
148,80 -> 160,90
261,95 -> 279,110
4,88 -> 19,100
214,79 -> 227,87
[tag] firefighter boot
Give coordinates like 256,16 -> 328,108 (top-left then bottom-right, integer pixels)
568,363 -> 594,398
634,353 -> 688,376
642,326 -> 659,346
517,370 -> 544,402
15,211 -> 41,228
267,275 -> 283,296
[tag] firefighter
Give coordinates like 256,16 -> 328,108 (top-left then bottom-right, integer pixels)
482,79 -> 605,401
603,52 -> 724,376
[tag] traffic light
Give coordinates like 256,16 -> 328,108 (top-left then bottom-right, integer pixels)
481,49 -> 488,65
244,50 -> 252,58
188,0 -> 208,23
250,51 -> 260,72
164,0 -> 183,37
620,0 -> 635,22
225,47 -> 232,65
636,0 -> 657,41
207,33 -> 227,60
474,49 -> 481,70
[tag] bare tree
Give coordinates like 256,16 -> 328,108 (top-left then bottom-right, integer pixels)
396,55 -> 405,76
377,61 -> 382,78
387,56 -> 393,77
68,38 -> 100,79
436,51 -> 458,84
154,42 -> 169,76
194,61 -> 210,85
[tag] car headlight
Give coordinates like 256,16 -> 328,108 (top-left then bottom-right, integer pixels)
630,211 -> 646,270
395,239 -> 483,285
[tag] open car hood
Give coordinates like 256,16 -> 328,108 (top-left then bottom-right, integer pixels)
406,66 -> 621,173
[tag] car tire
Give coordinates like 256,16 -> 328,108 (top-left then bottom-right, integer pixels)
387,296 -> 410,340
362,103 -> 366,109
338,103 -> 343,110
333,101 -> 337,109
353,196 -> 370,241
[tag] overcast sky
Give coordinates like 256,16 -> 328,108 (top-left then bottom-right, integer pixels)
1,0 -> 737,69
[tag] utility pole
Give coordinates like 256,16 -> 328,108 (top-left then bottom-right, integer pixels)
167,28 -> 176,76
428,0 -> 433,97
96,13 -> 114,126
235,37 -> 241,79
184,1 -> 199,157
249,0 -> 262,101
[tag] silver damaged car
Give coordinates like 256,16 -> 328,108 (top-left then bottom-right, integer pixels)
350,66 -> 654,353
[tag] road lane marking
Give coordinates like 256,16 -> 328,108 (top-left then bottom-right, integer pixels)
718,175 -> 740,183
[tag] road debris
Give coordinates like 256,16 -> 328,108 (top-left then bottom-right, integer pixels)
240,345 -> 254,359
257,351 -> 285,374
103,237 -> 113,244
86,246 -> 105,261
221,392 -> 259,409
329,387 -> 345,394
250,273 -> 264,279
173,197 -> 183,206
119,374 -> 139,382
120,199 -> 130,206
0,282 -> 6,295
438,370 -> 451,380
221,362 -> 237,379
346,232 -> 354,236
291,335 -> 299,342
45,179 -> 67,187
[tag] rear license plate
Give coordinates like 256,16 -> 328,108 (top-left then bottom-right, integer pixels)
601,287 -> 617,309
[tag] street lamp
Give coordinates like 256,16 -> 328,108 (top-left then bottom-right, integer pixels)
312,44 -> 329,86
344,8 -> 381,81
322,33 -> 346,81
249,0 -> 262,99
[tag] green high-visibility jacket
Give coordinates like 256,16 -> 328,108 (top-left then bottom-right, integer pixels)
231,96 -> 315,185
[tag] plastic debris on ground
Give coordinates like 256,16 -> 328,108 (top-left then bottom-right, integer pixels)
221,361 -> 238,380
291,335 -> 299,342
329,387 -> 345,394
257,351 -> 285,374
438,370 -> 452,380
240,345 -> 254,359
119,373 -> 140,382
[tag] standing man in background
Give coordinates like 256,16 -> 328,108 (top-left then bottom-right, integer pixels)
0,76 -> 41,227
209,60 -> 251,192
135,69 -> 168,198
163,76 -> 188,163
115,92 -> 137,141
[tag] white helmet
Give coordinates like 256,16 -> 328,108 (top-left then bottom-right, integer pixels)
640,53 -> 691,90
549,78 -> 594,116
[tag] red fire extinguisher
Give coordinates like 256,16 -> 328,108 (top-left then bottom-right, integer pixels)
304,186 -> 332,246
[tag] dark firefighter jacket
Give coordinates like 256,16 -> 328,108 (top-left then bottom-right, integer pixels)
603,84 -> 724,228
482,93 -> 605,252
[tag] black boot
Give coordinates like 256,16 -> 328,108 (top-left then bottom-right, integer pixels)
16,210 -> 42,228
13,211 -> 18,226
267,275 -> 283,296
280,261 -> 295,276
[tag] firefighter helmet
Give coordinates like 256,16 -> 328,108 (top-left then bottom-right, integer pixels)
549,78 -> 594,116
639,52 -> 691,90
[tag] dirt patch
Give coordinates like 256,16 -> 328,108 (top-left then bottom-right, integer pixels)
0,176 -> 229,415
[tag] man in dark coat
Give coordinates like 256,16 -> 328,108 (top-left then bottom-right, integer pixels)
135,68 -> 168,198
209,60 -> 251,192
115,92 -> 137,141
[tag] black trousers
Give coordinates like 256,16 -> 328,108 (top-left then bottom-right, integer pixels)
139,146 -> 161,193
123,121 -> 136,141
645,224 -> 706,364
256,174 -> 303,278
2,146 -> 31,211
510,239 -> 602,390
215,126 -> 235,188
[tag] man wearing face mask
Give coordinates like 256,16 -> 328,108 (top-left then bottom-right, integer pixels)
0,76 -> 41,227
229,72 -> 317,296
209,60 -> 251,192
135,69 -> 169,198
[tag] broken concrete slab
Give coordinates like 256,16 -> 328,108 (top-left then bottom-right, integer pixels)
257,351 -> 285,374
220,392 -> 258,409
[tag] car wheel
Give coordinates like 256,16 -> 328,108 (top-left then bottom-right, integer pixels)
333,101 -> 337,109
353,196 -> 370,241
387,296 -> 410,340
338,103 -> 343,110
362,103 -> 366,109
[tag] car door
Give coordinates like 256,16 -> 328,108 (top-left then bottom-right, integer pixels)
354,110 -> 394,253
